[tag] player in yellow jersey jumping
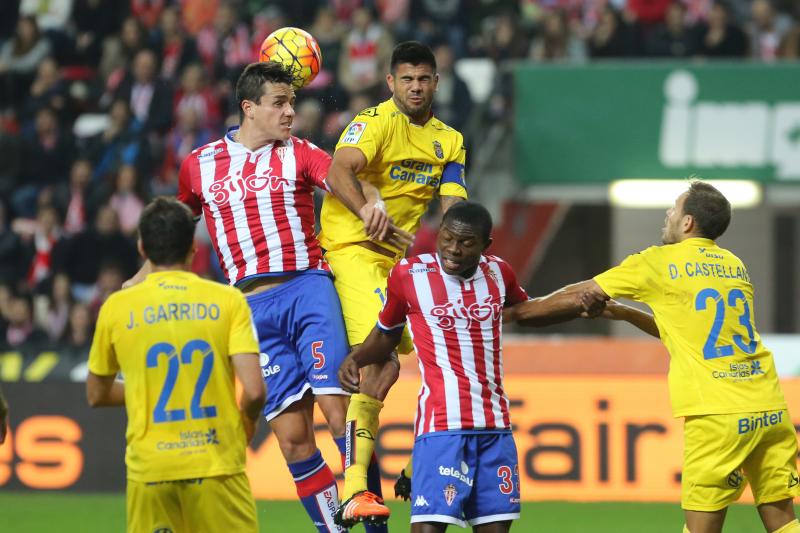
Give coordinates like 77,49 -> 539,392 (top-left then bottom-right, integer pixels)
86,198 -> 266,533
322,41 -> 468,527
510,181 -> 798,533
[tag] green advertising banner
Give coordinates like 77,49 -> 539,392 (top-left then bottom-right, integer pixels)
514,63 -> 800,184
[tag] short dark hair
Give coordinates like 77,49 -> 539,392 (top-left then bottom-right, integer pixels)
683,180 -> 731,240
441,201 -> 493,244
235,61 -> 294,120
390,41 -> 436,74
138,197 -> 195,265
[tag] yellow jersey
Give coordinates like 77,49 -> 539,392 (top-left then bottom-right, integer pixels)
88,271 -> 259,482
594,237 -> 786,418
320,98 -> 468,255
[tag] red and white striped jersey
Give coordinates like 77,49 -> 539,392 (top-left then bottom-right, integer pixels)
178,128 -> 331,285
377,254 -> 529,436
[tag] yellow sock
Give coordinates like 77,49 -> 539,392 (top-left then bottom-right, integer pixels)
343,393 -> 383,500
683,526 -> 691,533
773,519 -> 800,533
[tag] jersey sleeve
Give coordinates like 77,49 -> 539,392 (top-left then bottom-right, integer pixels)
497,259 -> 529,306
593,249 -> 651,301
439,133 -> 468,199
227,290 -> 259,356
335,107 -> 385,164
295,138 -> 332,191
377,265 -> 409,332
177,155 -> 202,219
88,299 -> 120,376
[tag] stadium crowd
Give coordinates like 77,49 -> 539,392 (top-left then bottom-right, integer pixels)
1,0 -> 799,362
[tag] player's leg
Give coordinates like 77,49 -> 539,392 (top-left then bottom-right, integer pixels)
464,433 -> 521,532
681,414 -> 750,533
410,433 -> 472,531
326,247 -> 394,524
248,286 -> 343,532
412,523 -> 448,532
180,474 -> 258,533
741,409 -> 800,532
126,479 -> 184,533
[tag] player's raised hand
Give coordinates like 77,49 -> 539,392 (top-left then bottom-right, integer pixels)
382,224 -> 414,250
338,355 -> 362,393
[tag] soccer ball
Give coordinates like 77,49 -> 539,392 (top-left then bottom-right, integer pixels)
259,27 -> 322,89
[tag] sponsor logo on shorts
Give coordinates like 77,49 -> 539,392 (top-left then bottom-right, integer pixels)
737,411 -> 784,434
712,362 -> 765,381
311,374 -> 329,381
727,470 -> 743,488
156,429 -> 219,451
443,483 -> 457,506
509,497 -> 521,504
259,353 -> 281,378
413,495 -> 430,507
438,464 -> 474,487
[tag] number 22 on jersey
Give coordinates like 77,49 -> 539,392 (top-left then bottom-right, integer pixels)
146,339 -> 218,423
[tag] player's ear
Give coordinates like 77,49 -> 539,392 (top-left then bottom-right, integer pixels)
483,236 -> 493,252
386,73 -> 394,92
682,214 -> 695,234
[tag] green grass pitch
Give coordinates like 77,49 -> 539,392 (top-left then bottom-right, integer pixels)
0,492 -> 767,532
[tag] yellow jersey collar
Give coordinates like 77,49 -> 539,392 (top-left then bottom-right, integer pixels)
680,237 -> 716,247
144,270 -> 199,284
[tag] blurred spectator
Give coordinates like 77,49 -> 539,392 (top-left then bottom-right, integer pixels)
432,43 -> 472,132
60,301 -> 93,349
0,130 -> 22,204
5,293 -> 47,348
481,12 -> 531,63
0,202 -> 26,287
107,164 -> 146,236
15,106 -> 74,217
627,0 -> 671,25
323,92 -> 372,150
309,5 -> 346,77
196,1 -> 251,86
52,158 -> 98,236
292,99 -> 325,147
338,6 -> 394,97
0,16 -> 52,111
646,1 -> 698,57
174,63 -> 222,131
52,204 -> 138,296
749,0 -> 793,61
130,0 -> 165,29
22,57 -> 69,124
70,0 -> 121,67
19,0 -> 72,34
33,272 -> 72,340
696,1 -> 748,57
20,203 -> 62,287
153,6 -> 199,81
99,16 -> 147,84
88,263 -> 124,313
411,0 -> 466,56
588,6 -> 639,57
180,0 -> 219,36
0,284 -> 11,339
86,99 -> 147,180
529,9 -> 587,62
113,48 -> 173,135
158,106 -> 212,195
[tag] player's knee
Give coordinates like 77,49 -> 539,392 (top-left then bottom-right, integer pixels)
277,437 -> 318,464
317,395 -> 348,437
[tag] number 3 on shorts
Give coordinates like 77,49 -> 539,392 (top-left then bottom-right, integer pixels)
497,465 -> 514,494
311,341 -> 325,369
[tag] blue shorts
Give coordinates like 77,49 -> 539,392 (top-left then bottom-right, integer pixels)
245,273 -> 349,421
410,431 -> 521,528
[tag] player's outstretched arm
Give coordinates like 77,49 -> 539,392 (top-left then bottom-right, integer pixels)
504,280 -> 609,327
232,353 -> 266,444
591,299 -> 660,338
338,326 -> 403,393
86,372 -> 126,407
358,179 -> 413,249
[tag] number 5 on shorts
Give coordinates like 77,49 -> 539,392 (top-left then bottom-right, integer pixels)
311,341 -> 325,369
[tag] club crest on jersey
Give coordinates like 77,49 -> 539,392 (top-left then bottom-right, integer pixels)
430,296 -> 502,331
342,122 -> 367,144
443,484 -> 457,506
208,170 -> 289,204
433,140 -> 444,159
275,146 -> 287,162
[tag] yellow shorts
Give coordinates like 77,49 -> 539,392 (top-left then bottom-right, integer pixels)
326,245 -> 414,354
682,409 -> 799,512
127,473 -> 258,533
